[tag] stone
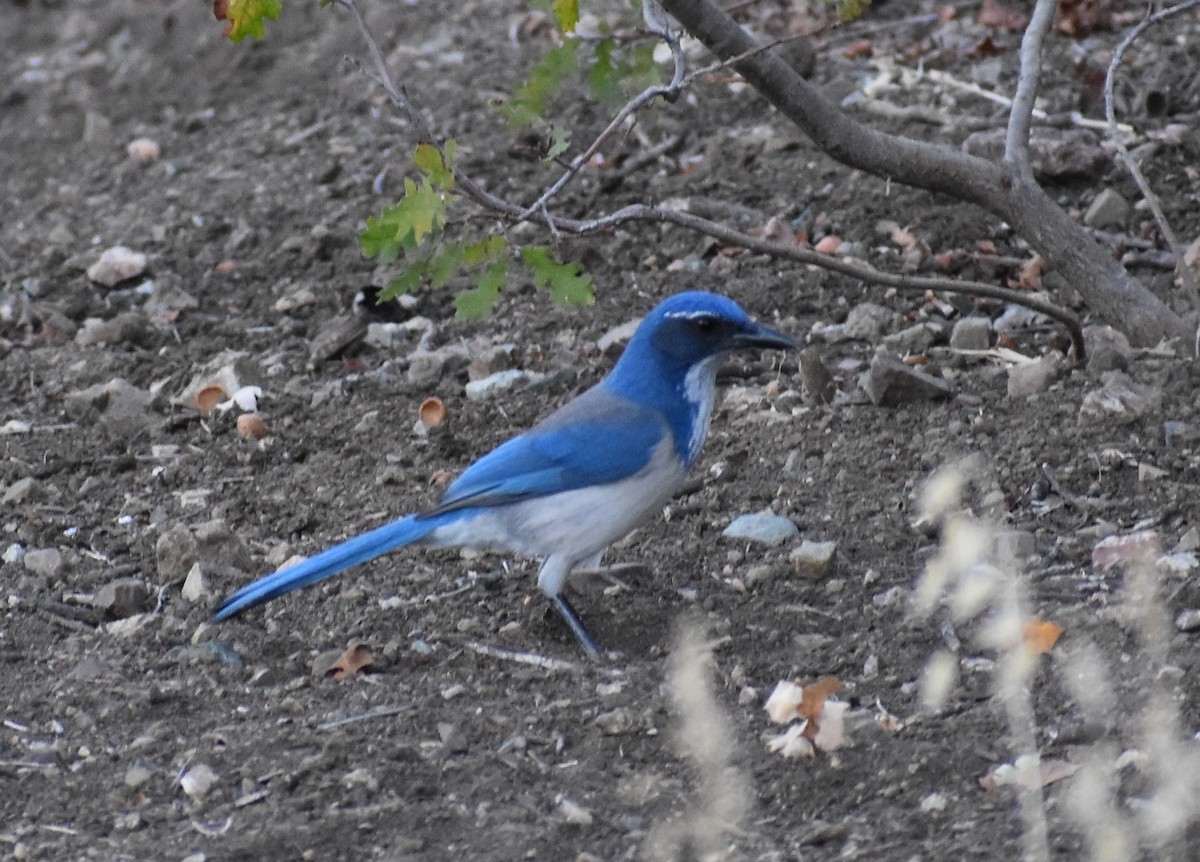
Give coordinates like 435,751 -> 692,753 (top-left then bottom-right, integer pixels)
557,797 -> 594,826
75,311 -> 149,347
65,378 -> 161,435
722,511 -> 800,547
1080,371 -> 1161,425
181,562 -> 213,602
1175,609 -> 1200,632
22,548 -> 64,578
882,322 -> 941,355
863,353 -> 954,406
593,708 -> 634,735
124,763 -> 154,789
949,317 -> 991,351
87,246 -> 147,287
465,369 -> 544,401
308,313 -> 368,363
94,577 -> 149,619
3,477 -> 43,504
1084,188 -> 1131,229
1007,352 -> 1068,397
1083,325 -> 1132,377
962,127 -> 1105,180
824,302 -> 900,343
406,344 -> 470,388
437,722 -> 469,754
789,540 -> 838,580
466,344 -> 517,381
155,519 -> 253,581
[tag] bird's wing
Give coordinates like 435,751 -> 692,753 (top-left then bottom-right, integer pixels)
429,387 -> 667,514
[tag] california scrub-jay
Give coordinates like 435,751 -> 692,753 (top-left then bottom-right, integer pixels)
213,291 -> 795,654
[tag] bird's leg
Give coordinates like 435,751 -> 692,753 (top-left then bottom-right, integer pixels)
549,593 -> 602,656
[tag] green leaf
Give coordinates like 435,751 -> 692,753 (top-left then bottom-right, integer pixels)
545,126 -> 571,162
380,265 -> 426,301
587,39 -> 624,108
413,143 -> 455,190
454,259 -> 509,320
499,40 -> 580,128
520,246 -> 594,307
428,243 -> 465,288
551,0 -> 579,32
359,178 -> 447,261
225,0 -> 282,42
462,235 -> 507,266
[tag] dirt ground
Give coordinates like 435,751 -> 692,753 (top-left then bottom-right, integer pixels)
4,1 -> 1200,859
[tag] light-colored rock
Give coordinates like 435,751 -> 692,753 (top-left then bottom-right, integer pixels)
87,246 -> 147,287
1083,325 -> 1132,377
1084,188 -> 1131,229
23,548 -> 64,578
93,577 -> 149,619
65,378 -> 160,435
723,511 -> 800,547
1007,352 -> 1068,397
1080,370 -> 1161,425
863,354 -> 954,406
789,540 -> 838,580
3,477 -> 43,504
882,322 -> 941,355
465,369 -> 544,401
75,311 -> 149,347
949,317 -> 991,351
816,302 -> 900,344
155,520 -> 253,581
181,563 -> 213,602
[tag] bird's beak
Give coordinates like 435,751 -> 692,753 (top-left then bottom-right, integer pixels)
728,322 -> 797,352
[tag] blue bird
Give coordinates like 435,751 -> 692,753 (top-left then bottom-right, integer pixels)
213,291 -> 795,654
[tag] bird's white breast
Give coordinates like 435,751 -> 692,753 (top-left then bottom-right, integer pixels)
683,355 -> 721,463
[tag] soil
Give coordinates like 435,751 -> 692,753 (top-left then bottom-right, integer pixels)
4,1 -> 1200,860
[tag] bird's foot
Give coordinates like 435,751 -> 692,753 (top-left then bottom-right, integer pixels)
549,594 -> 603,657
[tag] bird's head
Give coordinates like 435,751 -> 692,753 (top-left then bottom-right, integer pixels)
605,291 -> 796,409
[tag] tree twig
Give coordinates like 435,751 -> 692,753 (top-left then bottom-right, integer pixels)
1104,0 -> 1200,337
1004,0 -> 1059,185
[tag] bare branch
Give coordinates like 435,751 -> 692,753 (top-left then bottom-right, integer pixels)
1004,0 -> 1059,185
1104,0 -> 1200,332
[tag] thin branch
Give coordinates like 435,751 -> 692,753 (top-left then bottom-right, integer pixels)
336,0 -> 1085,359
1004,0 -> 1059,185
1104,0 -> 1200,330
464,640 -> 582,672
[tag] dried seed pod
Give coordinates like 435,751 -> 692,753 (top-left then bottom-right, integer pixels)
194,384 -> 227,414
419,397 -> 447,429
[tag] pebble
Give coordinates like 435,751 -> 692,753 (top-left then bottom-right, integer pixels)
181,562 -> 213,602
3,543 -> 24,563
126,137 -> 160,161
124,763 -> 154,789
23,548 -> 64,578
558,797 -> 594,826
93,577 -> 149,619
438,722 -> 469,754
789,540 -> 838,580
882,322 -> 941,355
593,708 -> 634,735
75,311 -> 149,347
949,317 -> 991,351
64,378 -> 160,435
3,477 -> 43,504
1083,325 -> 1132,376
1175,609 -> 1200,632
465,369 -> 544,401
1084,188 -> 1131,229
155,519 -> 253,581
179,763 -> 218,799
1080,371 -> 1161,425
863,353 -> 954,406
1007,353 -> 1067,398
815,302 -> 899,343
466,343 -> 518,381
406,344 -> 470,388
723,511 -> 800,547
87,246 -> 147,287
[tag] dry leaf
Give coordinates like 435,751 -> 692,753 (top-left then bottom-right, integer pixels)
1018,255 -> 1046,289
797,676 -> 842,727
978,0 -> 1029,31
1022,618 -> 1063,654
419,397 -> 447,429
842,40 -> 873,59
326,643 -> 375,679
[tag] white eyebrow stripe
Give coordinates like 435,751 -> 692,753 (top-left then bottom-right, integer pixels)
664,310 -> 720,320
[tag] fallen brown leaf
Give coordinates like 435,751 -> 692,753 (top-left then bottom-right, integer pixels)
1022,618 -> 1063,655
326,643 -> 375,680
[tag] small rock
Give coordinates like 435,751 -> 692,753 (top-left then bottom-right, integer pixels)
995,530 -> 1036,560
437,722 -> 469,754
723,511 -> 800,547
124,763 -> 154,789
3,477 -> 43,504
1164,421 -> 1200,448
22,548 -> 64,578
181,562 -> 213,602
1080,370 -> 1161,425
309,313 -> 368,363
65,378 -> 160,435
744,564 -> 778,587
467,344 -> 518,381
798,347 -> 835,404
863,353 -> 954,406
75,311 -> 149,347
155,520 -> 253,581
962,127 -> 1105,180
1007,353 -> 1068,398
949,317 -> 991,351
882,322 -> 941,355
1175,527 -> 1200,553
789,540 -> 838,580
593,708 -> 634,735
87,246 -> 148,287
126,137 -> 160,162
93,577 -> 149,619
179,763 -> 218,799
1083,325 -> 1132,377
817,302 -> 899,343
558,797 -> 594,826
1175,609 -> 1200,632
465,369 -> 544,401
598,318 -> 641,356
1084,188 -> 1131,229
3,543 -> 24,563
406,344 -> 470,388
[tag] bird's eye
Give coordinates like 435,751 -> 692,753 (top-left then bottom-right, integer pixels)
691,314 -> 717,333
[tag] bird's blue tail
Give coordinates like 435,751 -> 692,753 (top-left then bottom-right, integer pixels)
211,514 -> 440,621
